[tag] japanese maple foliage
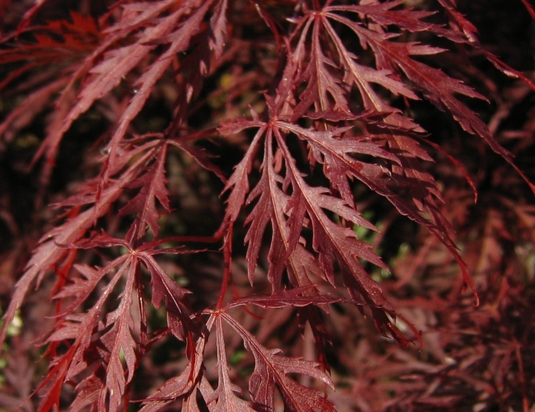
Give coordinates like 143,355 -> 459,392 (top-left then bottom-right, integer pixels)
0,0 -> 534,411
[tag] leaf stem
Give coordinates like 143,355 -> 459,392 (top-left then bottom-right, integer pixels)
216,223 -> 233,310
514,340 -> 529,412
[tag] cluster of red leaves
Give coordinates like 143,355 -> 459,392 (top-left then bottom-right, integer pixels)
0,0 -> 534,411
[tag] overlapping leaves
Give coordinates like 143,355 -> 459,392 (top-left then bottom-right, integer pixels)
1,0 -> 533,411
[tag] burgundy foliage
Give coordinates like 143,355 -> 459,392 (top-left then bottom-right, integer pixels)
0,0 -> 534,411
